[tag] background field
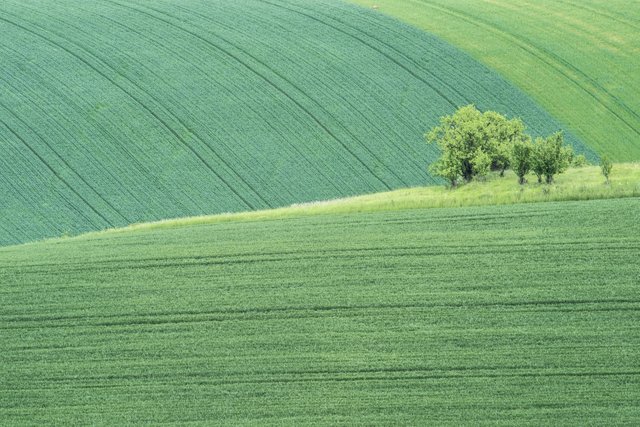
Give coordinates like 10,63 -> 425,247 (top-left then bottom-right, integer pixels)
0,0 -> 592,246
1,197 -> 639,424
351,0 -> 640,161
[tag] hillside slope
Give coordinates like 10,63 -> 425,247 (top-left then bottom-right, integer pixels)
0,0 -> 591,245
2,197 -> 639,424
350,0 -> 640,160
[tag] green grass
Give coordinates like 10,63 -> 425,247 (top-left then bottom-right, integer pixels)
73,163 -> 640,238
350,0 -> 640,161
0,0 -> 592,246
2,197 -> 639,424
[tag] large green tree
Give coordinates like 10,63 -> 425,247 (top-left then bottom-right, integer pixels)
426,105 -> 528,186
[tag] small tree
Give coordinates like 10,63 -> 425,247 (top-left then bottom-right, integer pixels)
531,146 -> 545,183
533,132 -> 572,184
600,155 -> 613,184
511,137 -> 534,184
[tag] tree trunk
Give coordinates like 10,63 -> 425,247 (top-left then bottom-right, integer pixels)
518,176 -> 527,185
462,160 -> 473,182
546,175 -> 554,184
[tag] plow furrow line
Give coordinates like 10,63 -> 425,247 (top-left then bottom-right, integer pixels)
412,0 -> 640,138
128,0 -> 391,190
0,9 -> 260,211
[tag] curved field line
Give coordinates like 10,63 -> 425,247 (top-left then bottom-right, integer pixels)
553,0 -> 640,32
168,2 -> 417,187
408,0 -> 640,138
512,1 -> 640,95
260,0 -> 570,173
265,0 -> 548,169
4,5 -> 271,209
0,42 -> 196,215
5,239 -> 635,271
114,0 -> 393,190
40,7 -> 277,208
106,0 -> 387,194
0,74 -> 131,224
259,0 -> 469,108
225,2 -> 434,178
88,9 -> 344,198
262,0 -> 462,109
241,1 -> 438,180
0,117 -> 110,228
154,0 -> 397,189
311,2 -> 531,115
0,11 -> 261,211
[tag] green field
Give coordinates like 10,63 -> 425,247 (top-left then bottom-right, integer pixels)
3,1 -> 639,424
0,0 -> 592,246
2,197 -> 639,424
351,0 -> 640,160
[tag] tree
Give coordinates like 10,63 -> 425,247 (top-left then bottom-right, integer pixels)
426,105 -> 487,183
532,132 -> 573,184
510,137 -> 534,184
426,105 -> 528,184
600,155 -> 613,184
483,111 -> 526,176
531,149 -> 545,183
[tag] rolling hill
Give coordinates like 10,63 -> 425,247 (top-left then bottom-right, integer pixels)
2,196 -> 639,424
350,0 -> 640,160
0,0 -> 592,246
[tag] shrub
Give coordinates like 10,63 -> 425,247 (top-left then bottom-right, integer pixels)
571,154 -> 589,168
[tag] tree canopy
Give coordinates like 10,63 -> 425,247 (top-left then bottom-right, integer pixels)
427,105 -> 574,186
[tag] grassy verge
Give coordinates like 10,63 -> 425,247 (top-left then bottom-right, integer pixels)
68,163 -> 640,240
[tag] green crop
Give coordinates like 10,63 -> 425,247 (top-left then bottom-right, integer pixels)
350,0 -> 640,161
1,197 -> 639,424
0,0 -> 591,246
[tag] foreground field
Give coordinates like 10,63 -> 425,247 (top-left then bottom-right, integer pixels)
2,197 -> 639,424
0,0 -> 589,246
351,0 -> 640,160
